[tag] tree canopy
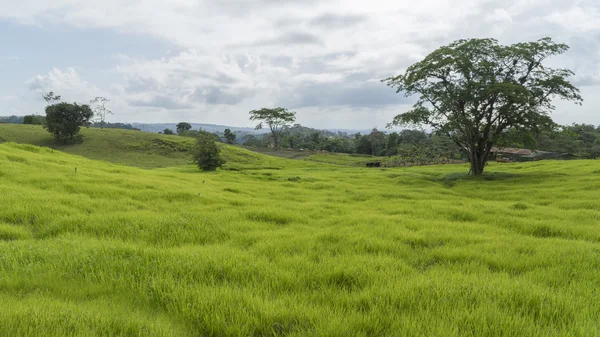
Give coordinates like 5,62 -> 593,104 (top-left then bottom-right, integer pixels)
223,128 -> 236,144
383,37 -> 582,175
249,107 -> 296,148
176,122 -> 192,135
44,102 -> 93,143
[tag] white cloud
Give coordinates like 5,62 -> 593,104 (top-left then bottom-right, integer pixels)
1,0 -> 600,126
26,68 -> 102,101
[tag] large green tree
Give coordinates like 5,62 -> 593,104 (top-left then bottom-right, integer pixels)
176,122 -> 192,135
249,107 -> 296,148
383,37 -> 582,175
45,102 -> 93,143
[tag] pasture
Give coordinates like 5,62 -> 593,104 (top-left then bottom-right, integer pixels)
0,133 -> 599,336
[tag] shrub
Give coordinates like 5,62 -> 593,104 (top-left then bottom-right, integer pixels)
23,115 -> 46,125
193,132 -> 225,171
45,102 -> 93,143
163,128 -> 174,135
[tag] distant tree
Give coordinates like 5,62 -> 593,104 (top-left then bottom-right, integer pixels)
163,128 -> 174,135
23,115 -> 45,125
242,134 -> 263,147
43,92 -> 61,105
223,128 -> 236,144
44,102 -> 93,143
176,122 -> 192,135
90,96 -> 113,129
249,107 -> 296,148
383,37 -> 582,175
369,129 -> 386,156
193,132 -> 225,171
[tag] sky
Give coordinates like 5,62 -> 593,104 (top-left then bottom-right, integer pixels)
0,0 -> 599,129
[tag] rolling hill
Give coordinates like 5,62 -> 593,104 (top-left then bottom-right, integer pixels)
0,125 -> 600,336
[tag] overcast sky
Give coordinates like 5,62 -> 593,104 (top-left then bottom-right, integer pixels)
1,0 -> 599,129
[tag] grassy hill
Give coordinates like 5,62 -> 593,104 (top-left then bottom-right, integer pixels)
1,136 -> 600,336
0,124 -> 289,170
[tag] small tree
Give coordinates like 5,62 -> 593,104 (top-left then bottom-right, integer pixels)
193,131 -> 225,171
163,128 -> 174,135
90,96 -> 113,129
43,92 -> 61,105
383,37 -> 582,175
249,107 -> 296,148
223,128 -> 236,144
23,115 -> 45,125
45,102 -> 93,143
177,122 -> 192,135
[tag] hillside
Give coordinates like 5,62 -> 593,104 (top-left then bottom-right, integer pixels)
1,141 -> 600,336
0,124 -> 285,169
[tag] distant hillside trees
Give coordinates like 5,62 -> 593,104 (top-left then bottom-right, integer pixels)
249,107 -> 296,148
90,122 -> 139,130
44,101 -> 93,143
193,131 -> 225,171
383,37 -> 582,175
223,128 -> 236,144
90,97 -> 112,129
163,128 -> 174,135
23,115 -> 45,125
0,115 -> 24,124
177,122 -> 192,135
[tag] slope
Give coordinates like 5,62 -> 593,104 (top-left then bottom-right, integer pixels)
0,124 -> 281,169
1,142 -> 600,336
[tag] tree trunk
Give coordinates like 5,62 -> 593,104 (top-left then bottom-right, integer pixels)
468,146 -> 488,176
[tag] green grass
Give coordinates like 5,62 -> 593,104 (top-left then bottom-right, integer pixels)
1,127 -> 600,336
0,124 -> 198,169
305,152 -> 380,166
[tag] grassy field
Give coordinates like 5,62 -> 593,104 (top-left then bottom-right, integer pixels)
1,126 -> 600,336
0,124 -> 197,169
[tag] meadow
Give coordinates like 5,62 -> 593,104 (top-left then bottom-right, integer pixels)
1,126 -> 600,336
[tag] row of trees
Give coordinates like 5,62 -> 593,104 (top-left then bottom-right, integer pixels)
244,37 -> 587,175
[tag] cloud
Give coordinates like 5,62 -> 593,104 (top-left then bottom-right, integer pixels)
252,32 -> 324,47
129,96 -> 192,110
3,56 -> 19,61
26,68 -> 102,102
2,0 -> 600,127
309,13 -> 367,29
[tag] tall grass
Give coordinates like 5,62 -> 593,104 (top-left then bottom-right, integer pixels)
0,141 -> 599,336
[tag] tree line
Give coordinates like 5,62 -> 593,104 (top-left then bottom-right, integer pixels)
2,37 -> 586,175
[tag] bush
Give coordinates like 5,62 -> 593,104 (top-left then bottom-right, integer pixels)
163,128 -> 174,135
193,132 -> 225,171
45,102 -> 93,143
23,115 -> 46,125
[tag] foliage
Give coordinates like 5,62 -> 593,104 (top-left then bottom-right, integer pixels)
23,115 -> 46,125
249,107 -> 296,148
193,131 -> 225,171
90,96 -> 113,129
2,142 -> 600,336
0,115 -> 24,124
42,91 -> 61,105
223,128 -> 236,144
176,122 -> 192,135
90,122 -> 140,131
383,37 -> 582,175
44,102 -> 94,143
163,128 -> 174,135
